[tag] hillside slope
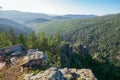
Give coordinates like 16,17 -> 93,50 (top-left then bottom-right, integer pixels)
29,13 -> 120,64
0,18 -> 32,34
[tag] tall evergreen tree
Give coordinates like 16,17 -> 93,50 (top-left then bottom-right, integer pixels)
37,32 -> 48,51
26,32 -> 37,49
17,34 -> 26,46
0,32 -> 12,47
9,27 -> 17,45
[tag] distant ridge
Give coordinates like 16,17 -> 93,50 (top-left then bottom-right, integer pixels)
0,10 -> 96,24
0,18 -> 32,34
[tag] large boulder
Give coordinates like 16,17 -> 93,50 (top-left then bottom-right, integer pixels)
76,69 -> 97,80
27,49 -> 47,66
60,68 -> 97,80
0,44 -> 25,56
24,67 -> 65,80
21,49 -> 47,70
60,68 -> 73,80
0,44 -> 25,65
6,44 -> 25,55
24,67 -> 97,80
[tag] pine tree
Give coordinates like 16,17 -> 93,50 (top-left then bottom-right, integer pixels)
26,32 -> 36,49
17,34 -> 26,46
9,27 -> 17,45
48,33 -> 61,66
37,32 -> 48,51
0,32 -> 12,47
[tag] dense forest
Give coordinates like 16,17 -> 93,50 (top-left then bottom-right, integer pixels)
28,13 -> 120,66
0,25 -> 120,80
25,13 -> 120,80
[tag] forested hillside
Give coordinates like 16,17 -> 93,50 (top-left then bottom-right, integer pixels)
28,13 -> 120,65
0,31 -> 120,80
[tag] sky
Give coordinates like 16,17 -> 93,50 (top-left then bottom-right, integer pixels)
0,0 -> 120,15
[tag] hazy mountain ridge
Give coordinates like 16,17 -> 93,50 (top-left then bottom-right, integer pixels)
0,10 -> 50,24
25,18 -> 50,24
0,10 -> 97,34
0,10 -> 97,24
51,14 -> 96,20
0,18 -> 32,34
29,13 -> 120,36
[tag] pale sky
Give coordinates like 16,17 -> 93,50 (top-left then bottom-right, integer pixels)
0,0 -> 120,15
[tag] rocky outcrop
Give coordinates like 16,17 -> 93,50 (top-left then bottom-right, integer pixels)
0,45 -> 47,71
21,49 -> 47,71
0,44 -> 25,58
76,69 -> 97,80
26,49 -> 47,66
61,44 -> 72,67
0,44 -> 25,69
3,44 -> 24,56
61,44 -> 80,68
60,68 -> 97,80
24,67 -> 65,80
24,67 -> 97,80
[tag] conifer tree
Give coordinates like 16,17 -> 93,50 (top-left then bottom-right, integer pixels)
9,27 -> 17,45
17,34 -> 26,46
37,32 -> 48,51
26,32 -> 36,49
0,32 -> 12,47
